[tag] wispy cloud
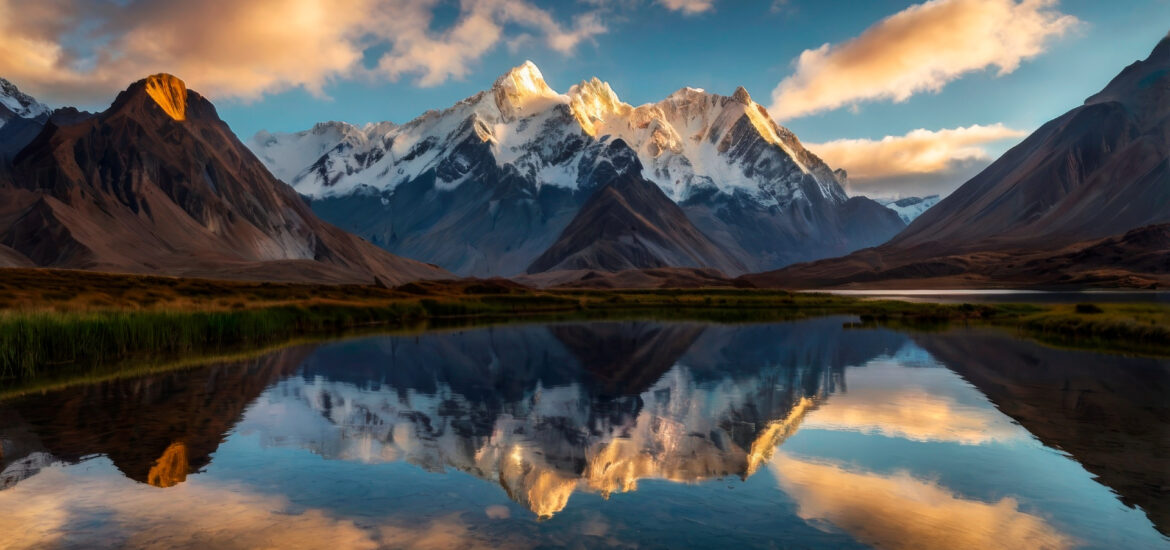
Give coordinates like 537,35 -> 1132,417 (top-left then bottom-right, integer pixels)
769,0 -> 1078,120
806,124 -> 1028,197
0,0 -> 606,105
658,0 -> 716,14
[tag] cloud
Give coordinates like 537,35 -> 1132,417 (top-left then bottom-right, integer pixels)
769,0 -> 1078,120
378,0 -> 607,87
0,461 -> 518,549
0,0 -> 606,106
658,0 -> 716,14
805,123 -> 1027,197
801,362 -> 1024,445
769,0 -> 796,15
770,452 -> 1076,550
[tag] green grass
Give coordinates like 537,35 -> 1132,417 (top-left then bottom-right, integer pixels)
0,272 -> 1166,385
1013,303 -> 1170,356
0,303 -> 429,379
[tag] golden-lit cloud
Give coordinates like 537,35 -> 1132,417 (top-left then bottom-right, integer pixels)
770,453 -> 1076,550
0,0 -> 606,106
802,385 -> 1022,445
800,362 -> 1025,445
806,124 -> 1027,196
769,0 -> 1078,120
658,0 -> 716,14
0,463 -> 516,549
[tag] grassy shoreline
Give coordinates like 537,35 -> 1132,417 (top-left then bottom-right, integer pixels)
0,269 -> 1167,383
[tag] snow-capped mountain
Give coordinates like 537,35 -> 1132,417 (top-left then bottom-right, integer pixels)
0,78 -> 49,126
249,62 -> 904,276
876,195 -> 940,224
0,78 -> 55,159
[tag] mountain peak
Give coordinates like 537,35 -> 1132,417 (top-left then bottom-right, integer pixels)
493,61 -> 555,97
666,86 -> 707,101
731,86 -> 752,105
568,77 -> 629,136
1084,32 -> 1170,119
143,73 -> 188,121
491,61 -> 563,121
1152,30 -> 1170,62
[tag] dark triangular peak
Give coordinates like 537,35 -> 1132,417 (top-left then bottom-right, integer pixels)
0,74 -> 449,284
105,73 -> 226,125
527,139 -> 746,275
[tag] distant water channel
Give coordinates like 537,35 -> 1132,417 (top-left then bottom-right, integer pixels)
810,289 -> 1170,304
1,318 -> 1167,549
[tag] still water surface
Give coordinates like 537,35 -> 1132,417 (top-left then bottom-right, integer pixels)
811,289 -> 1170,304
1,317 -> 1167,549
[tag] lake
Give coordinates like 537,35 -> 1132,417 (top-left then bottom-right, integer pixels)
1,317 -> 1167,549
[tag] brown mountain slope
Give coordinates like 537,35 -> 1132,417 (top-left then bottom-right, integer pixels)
526,147 -> 746,275
0,243 -> 32,267
515,266 -> 740,289
0,74 -> 448,285
743,223 -> 1170,289
747,34 -> 1170,289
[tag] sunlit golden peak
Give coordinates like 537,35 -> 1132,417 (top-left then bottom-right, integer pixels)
144,73 -> 188,121
146,441 -> 189,488
567,76 -> 631,136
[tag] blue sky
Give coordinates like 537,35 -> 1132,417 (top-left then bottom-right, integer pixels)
215,1 -> 1165,140
3,0 -> 1168,196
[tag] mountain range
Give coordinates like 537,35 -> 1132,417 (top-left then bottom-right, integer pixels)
248,62 -> 904,277
0,33 -> 1167,289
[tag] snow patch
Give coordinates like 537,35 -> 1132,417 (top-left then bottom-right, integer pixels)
875,195 -> 941,224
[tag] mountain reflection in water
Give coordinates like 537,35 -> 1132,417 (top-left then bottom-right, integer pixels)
0,318 -> 1166,549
